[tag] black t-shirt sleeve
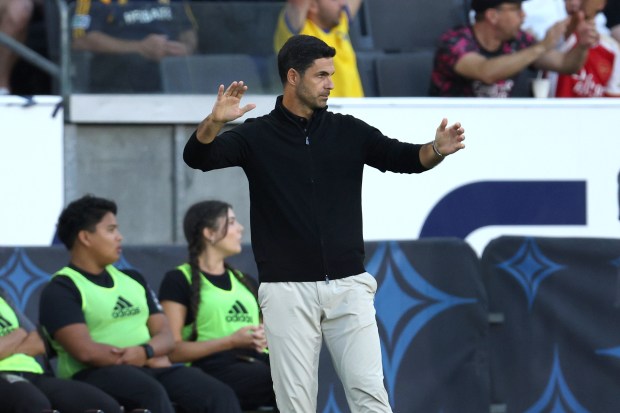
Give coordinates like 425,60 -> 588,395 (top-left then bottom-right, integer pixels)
38,276 -> 85,337
158,269 -> 191,308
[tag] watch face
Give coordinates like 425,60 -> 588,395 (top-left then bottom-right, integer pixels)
142,344 -> 154,359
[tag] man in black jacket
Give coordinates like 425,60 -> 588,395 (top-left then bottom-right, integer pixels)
184,34 -> 466,413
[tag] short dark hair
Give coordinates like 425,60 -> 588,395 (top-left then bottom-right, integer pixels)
471,0 -> 525,13
56,194 -> 117,250
277,34 -> 336,84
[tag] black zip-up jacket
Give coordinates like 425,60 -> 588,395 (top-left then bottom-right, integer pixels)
184,96 -> 428,283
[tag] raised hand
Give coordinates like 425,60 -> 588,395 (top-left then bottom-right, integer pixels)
211,81 -> 257,124
196,81 -> 257,143
574,11 -> 600,48
433,118 -> 465,157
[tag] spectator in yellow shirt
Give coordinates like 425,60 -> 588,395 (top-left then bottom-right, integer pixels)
274,0 -> 364,97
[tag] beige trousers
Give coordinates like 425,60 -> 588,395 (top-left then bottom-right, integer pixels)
258,272 -> 393,413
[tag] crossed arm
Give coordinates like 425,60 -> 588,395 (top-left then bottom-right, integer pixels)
52,313 -> 174,368
0,328 -> 45,360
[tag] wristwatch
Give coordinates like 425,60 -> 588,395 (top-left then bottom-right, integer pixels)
141,343 -> 155,359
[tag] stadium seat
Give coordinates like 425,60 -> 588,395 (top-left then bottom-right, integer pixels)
375,50 -> 435,97
160,54 -> 266,94
367,0 -> 468,52
189,2 -> 283,56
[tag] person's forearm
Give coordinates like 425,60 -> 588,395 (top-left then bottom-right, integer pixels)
63,341 -> 123,366
471,43 -> 546,84
419,142 -> 444,169
558,44 -> 589,73
284,0 -> 311,31
196,114 -> 226,144
347,0 -> 363,18
14,331 -> 45,357
145,331 -> 174,357
0,328 -> 28,359
167,336 -> 235,363
72,32 -> 140,54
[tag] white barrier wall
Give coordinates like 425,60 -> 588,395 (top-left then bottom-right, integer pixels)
0,96 -> 63,246
3,95 -> 619,253
329,98 -> 620,255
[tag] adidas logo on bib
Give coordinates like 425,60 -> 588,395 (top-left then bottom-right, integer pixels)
0,315 -> 14,335
112,296 -> 141,318
226,300 -> 253,323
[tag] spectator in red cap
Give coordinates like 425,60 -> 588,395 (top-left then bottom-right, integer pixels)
430,0 -> 599,97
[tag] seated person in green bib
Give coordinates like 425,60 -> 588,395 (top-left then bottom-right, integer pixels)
158,200 -> 276,411
0,288 -> 121,413
38,194 -> 243,413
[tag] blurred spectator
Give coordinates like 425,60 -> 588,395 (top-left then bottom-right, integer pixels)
604,0 -> 620,43
0,0 -> 33,94
0,289 -> 122,413
274,0 -> 364,97
553,0 -> 620,97
430,0 -> 599,97
522,0 -> 608,40
72,0 -> 197,93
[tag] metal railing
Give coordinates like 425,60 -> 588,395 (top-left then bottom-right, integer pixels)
0,0 -> 70,114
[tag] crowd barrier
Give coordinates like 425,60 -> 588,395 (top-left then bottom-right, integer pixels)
1,236 -> 619,412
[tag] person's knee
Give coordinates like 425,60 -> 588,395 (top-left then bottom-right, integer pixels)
346,376 -> 391,411
139,379 -> 170,402
8,382 -> 52,413
95,396 -> 123,413
13,398 -> 51,413
213,379 -> 239,401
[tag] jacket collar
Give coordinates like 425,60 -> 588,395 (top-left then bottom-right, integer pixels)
273,95 -> 328,127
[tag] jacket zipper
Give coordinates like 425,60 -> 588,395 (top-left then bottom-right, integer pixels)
304,132 -> 330,283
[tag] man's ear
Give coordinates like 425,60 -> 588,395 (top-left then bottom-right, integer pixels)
287,68 -> 299,87
77,229 -> 91,248
486,8 -> 500,24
